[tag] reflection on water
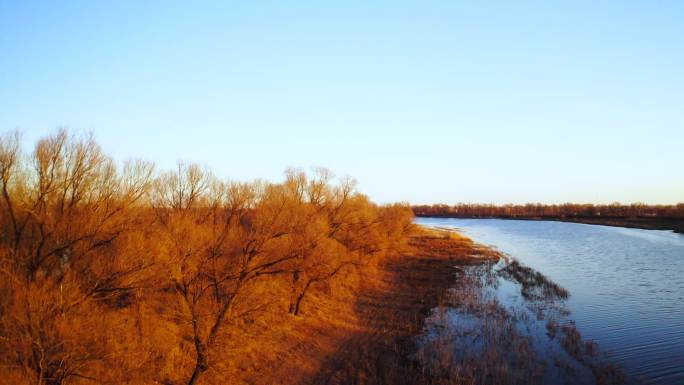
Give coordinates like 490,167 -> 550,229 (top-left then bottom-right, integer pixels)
416,218 -> 684,385
418,259 -> 625,385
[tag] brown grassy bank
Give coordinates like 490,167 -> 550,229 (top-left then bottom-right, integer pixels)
555,216 -> 684,233
239,226 -> 626,385
235,227 -> 499,385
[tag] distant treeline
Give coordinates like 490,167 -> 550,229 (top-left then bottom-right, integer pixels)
413,203 -> 684,219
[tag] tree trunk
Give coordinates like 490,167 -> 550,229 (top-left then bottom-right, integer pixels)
187,354 -> 208,385
291,280 -> 314,316
187,313 -> 209,385
288,271 -> 300,314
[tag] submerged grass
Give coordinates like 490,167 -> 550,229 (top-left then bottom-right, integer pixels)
497,259 -> 569,301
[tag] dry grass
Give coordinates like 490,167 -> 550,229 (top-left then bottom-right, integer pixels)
407,227 -> 500,261
237,226 -> 627,385
226,226 -> 500,385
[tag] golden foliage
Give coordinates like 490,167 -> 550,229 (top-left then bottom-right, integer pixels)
0,130 -> 414,385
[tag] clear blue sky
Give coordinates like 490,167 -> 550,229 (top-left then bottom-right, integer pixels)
1,1 -> 682,204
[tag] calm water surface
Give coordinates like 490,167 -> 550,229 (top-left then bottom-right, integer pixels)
416,218 -> 684,385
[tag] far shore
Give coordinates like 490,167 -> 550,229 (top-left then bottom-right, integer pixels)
415,215 -> 684,234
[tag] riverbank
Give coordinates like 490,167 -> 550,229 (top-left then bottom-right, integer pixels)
414,217 -> 684,385
222,225 -> 627,385
415,215 -> 684,233
230,226 -> 499,385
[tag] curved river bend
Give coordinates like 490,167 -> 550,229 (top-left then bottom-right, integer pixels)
416,217 -> 684,385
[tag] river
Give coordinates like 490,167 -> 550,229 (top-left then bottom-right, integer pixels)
415,217 -> 684,385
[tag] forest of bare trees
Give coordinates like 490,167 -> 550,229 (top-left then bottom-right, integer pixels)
413,202 -> 684,220
0,130 -> 414,384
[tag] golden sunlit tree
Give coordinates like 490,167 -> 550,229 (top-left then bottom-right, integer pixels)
0,129 -> 415,385
0,130 -> 154,384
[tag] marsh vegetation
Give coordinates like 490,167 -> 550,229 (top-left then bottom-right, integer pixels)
415,258 -> 626,385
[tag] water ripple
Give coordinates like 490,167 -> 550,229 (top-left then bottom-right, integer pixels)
416,217 -> 684,385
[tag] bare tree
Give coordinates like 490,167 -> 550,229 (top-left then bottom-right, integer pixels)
0,130 -> 154,384
0,130 -> 416,385
153,164 -> 307,385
